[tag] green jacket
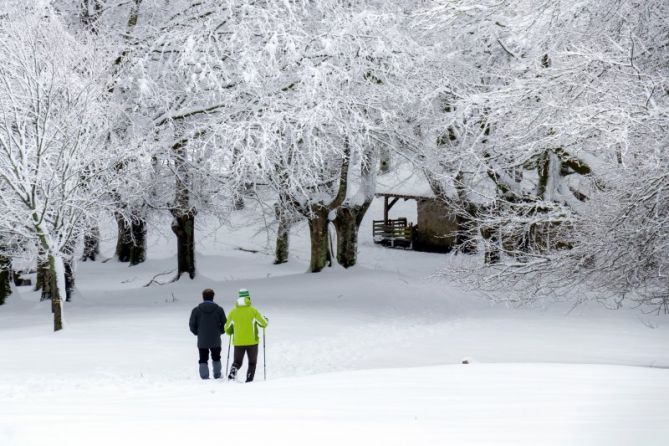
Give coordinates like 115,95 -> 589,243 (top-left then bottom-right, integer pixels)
224,296 -> 268,346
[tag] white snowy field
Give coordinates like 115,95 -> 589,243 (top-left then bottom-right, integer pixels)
1,199 -> 669,446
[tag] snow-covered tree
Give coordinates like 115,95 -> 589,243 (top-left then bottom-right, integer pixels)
195,1 -> 418,271
104,0 -> 273,279
109,0 -> 415,274
416,0 -> 669,310
0,6 -> 119,329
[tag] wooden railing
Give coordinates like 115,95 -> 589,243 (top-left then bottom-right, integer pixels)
373,218 -> 413,248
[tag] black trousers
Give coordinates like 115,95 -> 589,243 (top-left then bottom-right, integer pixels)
229,345 -> 259,382
198,347 -> 222,364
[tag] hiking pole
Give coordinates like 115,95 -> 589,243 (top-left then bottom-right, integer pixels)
263,327 -> 267,381
225,335 -> 232,378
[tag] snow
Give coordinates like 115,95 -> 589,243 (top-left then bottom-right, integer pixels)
375,162 -> 434,198
4,364 -> 668,446
1,198 -> 669,445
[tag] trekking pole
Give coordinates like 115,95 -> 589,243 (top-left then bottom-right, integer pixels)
225,335 -> 232,378
263,327 -> 267,381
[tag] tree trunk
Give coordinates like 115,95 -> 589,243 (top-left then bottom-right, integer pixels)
115,212 -> 147,264
47,254 -> 63,332
34,253 -> 64,330
333,207 -> 357,268
305,141 -> 350,272
64,259 -> 75,303
333,202 -> 371,268
481,225 -> 501,265
333,147 -> 375,268
62,241 -> 76,303
36,256 -> 51,301
0,255 -> 11,306
171,211 -> 196,280
115,213 -> 132,262
308,206 -> 331,273
274,204 -> 291,265
81,224 -> 100,261
171,138 -> 196,280
37,253 -> 60,323
129,215 -> 147,265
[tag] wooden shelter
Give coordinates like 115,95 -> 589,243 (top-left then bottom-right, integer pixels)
373,192 -> 459,253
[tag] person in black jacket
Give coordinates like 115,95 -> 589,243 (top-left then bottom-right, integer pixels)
189,288 -> 227,379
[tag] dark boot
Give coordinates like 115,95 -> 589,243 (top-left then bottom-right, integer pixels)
228,365 -> 238,380
199,363 -> 209,380
212,361 -> 222,379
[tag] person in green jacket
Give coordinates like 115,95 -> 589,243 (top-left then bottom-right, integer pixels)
225,289 -> 268,382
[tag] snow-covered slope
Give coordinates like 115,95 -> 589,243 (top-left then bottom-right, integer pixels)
4,363 -> 668,446
1,199 -> 668,445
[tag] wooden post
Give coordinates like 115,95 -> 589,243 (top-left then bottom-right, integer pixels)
383,195 -> 401,225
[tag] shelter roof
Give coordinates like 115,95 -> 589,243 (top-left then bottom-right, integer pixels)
375,164 -> 435,199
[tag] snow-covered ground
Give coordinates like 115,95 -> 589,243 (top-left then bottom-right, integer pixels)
1,199 -> 669,445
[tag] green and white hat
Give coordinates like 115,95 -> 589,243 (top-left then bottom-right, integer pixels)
238,289 -> 250,299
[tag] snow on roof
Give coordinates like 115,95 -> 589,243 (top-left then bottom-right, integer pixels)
375,163 -> 435,199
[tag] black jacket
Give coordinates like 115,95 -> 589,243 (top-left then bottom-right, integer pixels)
189,301 -> 227,348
